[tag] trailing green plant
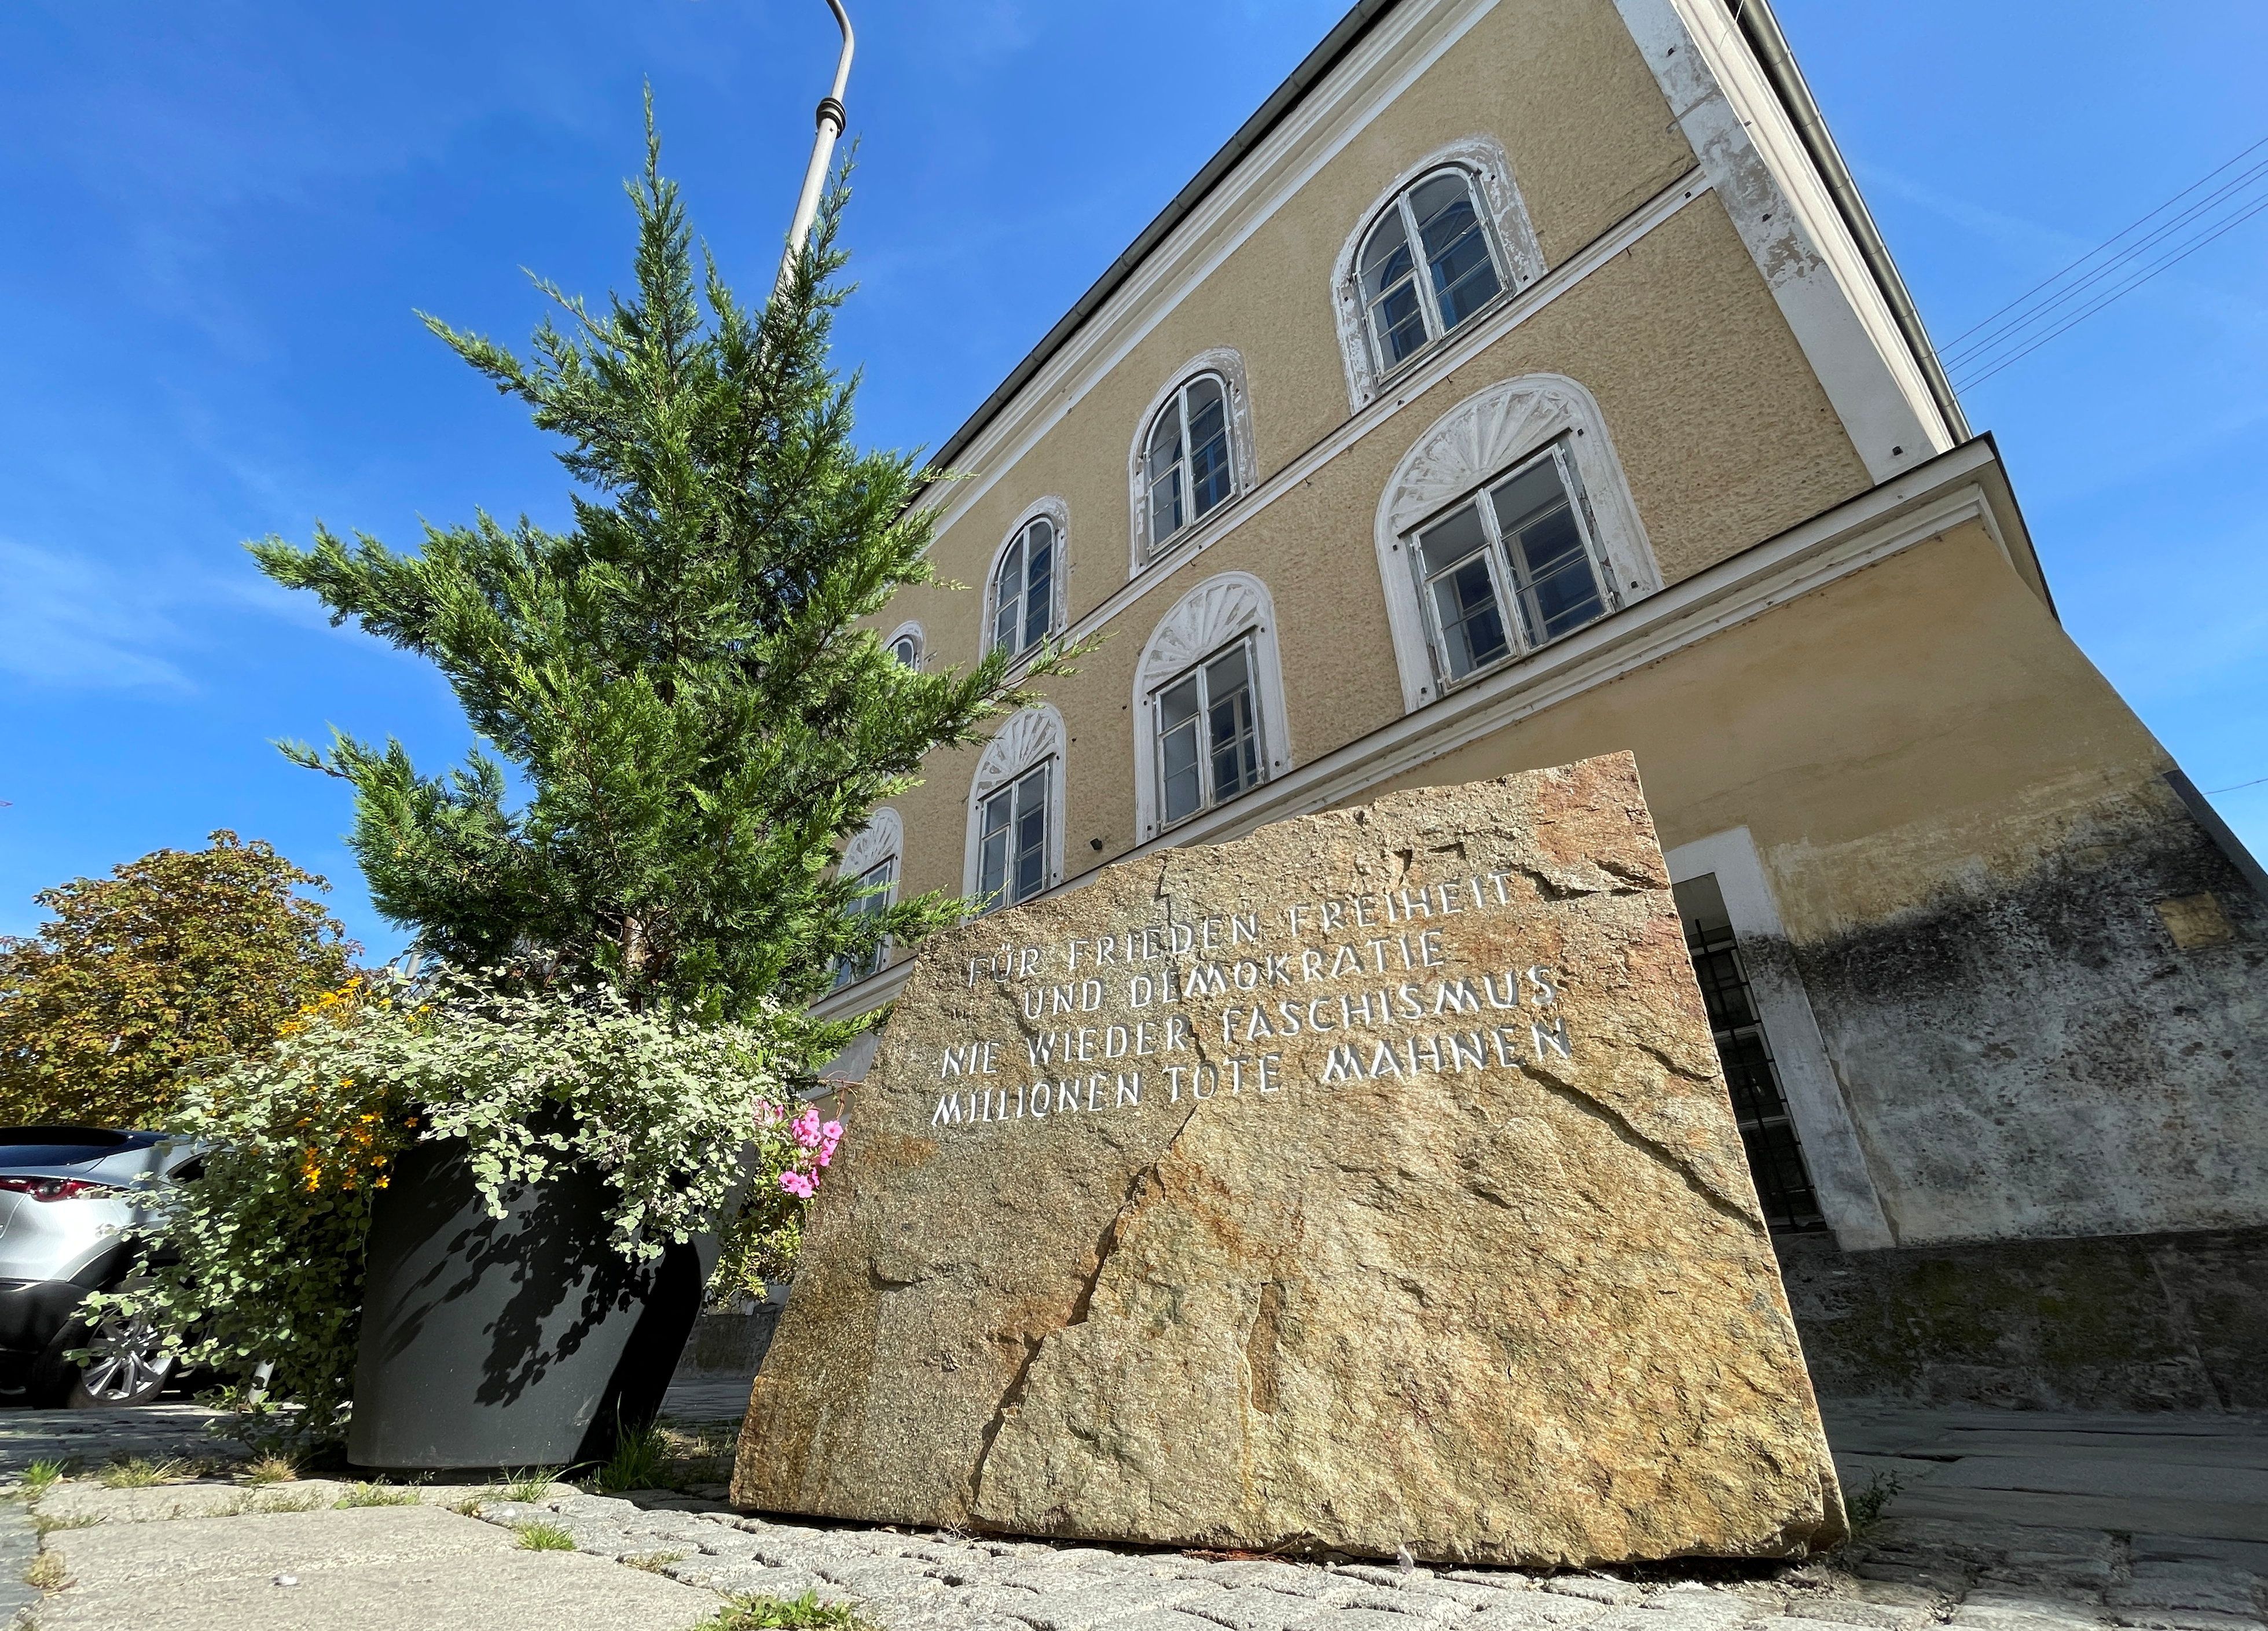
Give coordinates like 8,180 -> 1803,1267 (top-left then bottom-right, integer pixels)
1848,1470 -> 1905,1532
86,969 -> 803,1444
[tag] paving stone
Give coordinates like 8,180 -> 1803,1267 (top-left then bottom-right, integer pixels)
1290,1610 -> 1462,1631
1187,1584 -> 1351,1631
1443,1571 -> 1539,1593
2109,1566 -> 2263,1617
1010,1579 -> 1232,1629
1767,1597 -> 1935,1630
1460,1591 -> 1617,1628
2105,1614 -> 2265,1631
1950,1596 -> 2117,1631
1546,1578 -> 1650,1607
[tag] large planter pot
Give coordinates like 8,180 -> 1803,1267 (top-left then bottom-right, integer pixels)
347,1138 -> 710,1471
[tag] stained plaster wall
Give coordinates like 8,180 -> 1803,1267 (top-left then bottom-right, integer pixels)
1355,519 -> 2267,1248
878,0 -> 1871,909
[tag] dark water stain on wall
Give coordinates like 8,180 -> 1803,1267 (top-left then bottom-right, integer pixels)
1779,1225 -> 2268,1412
1792,790 -> 2267,1245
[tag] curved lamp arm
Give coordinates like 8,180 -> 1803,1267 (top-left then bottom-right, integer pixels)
775,0 -> 856,295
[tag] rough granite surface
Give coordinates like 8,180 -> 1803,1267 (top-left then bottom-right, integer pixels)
735,755 -> 1845,1565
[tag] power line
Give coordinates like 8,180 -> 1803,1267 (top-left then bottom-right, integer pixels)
1945,153 -> 2268,373
1954,189 -> 2268,390
1943,134 -> 2268,350
2207,775 -> 2268,796
1943,133 -> 2268,392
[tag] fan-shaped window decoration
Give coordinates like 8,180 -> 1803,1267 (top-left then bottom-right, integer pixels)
992,516 -> 1057,657
1359,168 -> 1503,374
1143,374 -> 1236,551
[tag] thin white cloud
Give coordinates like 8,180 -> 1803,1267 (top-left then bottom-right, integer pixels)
0,538 -> 193,692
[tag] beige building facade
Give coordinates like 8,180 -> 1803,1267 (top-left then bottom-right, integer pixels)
823,0 -> 2268,1408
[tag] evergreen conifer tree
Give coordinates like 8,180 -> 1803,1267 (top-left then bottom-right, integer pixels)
253,116 -> 1065,1058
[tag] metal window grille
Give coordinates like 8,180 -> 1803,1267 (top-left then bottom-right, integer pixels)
1684,921 -> 1827,1233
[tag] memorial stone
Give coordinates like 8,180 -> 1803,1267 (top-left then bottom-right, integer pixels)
733,752 -> 1847,1566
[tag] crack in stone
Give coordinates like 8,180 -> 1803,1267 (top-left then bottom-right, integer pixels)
1524,1070 -> 1760,1232
964,1105 -> 1202,1509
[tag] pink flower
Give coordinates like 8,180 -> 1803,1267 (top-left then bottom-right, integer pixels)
814,1147 -> 832,1170
790,1108 -> 822,1149
777,1170 -> 816,1199
821,1120 -> 843,1144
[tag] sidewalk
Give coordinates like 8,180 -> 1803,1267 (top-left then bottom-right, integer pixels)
0,1395 -> 2258,1631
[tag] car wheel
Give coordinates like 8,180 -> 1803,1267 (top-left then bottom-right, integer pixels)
65,1310 -> 174,1408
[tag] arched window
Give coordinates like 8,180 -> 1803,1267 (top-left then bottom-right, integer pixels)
1132,573 -> 1292,842
990,515 -> 1058,659
885,622 -> 924,670
1332,140 -> 1544,409
1358,168 -> 1503,374
963,706 -> 1067,912
1373,374 -> 1661,712
1143,374 -> 1236,551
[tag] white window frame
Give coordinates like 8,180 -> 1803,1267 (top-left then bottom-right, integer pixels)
1131,572 -> 1291,843
1374,373 -> 1661,714
1125,349 -> 1258,578
884,620 -> 924,671
834,855 -> 897,988
1356,168 -> 1506,379
962,704 -> 1067,907
1407,438 -> 1619,689
1333,137 -> 1546,412
1150,637 -> 1267,833
833,808 -> 902,990
985,499 -> 1069,663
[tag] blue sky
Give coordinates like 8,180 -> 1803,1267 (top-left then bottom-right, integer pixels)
2,1 -> 2262,960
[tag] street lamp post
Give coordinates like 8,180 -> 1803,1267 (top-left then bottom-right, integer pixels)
775,0 -> 856,295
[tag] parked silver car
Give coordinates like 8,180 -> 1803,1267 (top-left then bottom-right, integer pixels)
0,1126 -> 197,1406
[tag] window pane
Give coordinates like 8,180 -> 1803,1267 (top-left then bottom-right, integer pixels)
978,788 -> 1011,906
1205,649 -> 1260,801
1429,558 -> 1510,678
1160,718 -> 1202,823
1185,381 -> 1233,520
1359,209 -> 1414,299
1515,512 -> 1606,642
1414,503 -> 1488,579
1011,769 -> 1048,903
1147,404 -> 1185,543
1414,174 -> 1499,331
890,635 -> 919,668
1371,283 -> 1429,366
1158,674 -> 1201,733
993,538 -> 1023,652
1022,520 -> 1054,650
1489,460 -> 1565,535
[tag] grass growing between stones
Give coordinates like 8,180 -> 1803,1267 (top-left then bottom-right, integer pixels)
696,1592 -> 869,1631
242,1453 -> 302,1485
13,1459 -> 70,1498
623,1551 -> 690,1572
336,1483 -> 421,1508
593,1423 -> 667,1493
498,1469 -> 562,1504
98,1456 -> 190,1489
24,1551 -> 68,1592
515,1520 -> 578,1552
31,1514 -> 100,1537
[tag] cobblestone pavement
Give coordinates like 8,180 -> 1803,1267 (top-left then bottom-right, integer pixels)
2,1404 -> 2261,1631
